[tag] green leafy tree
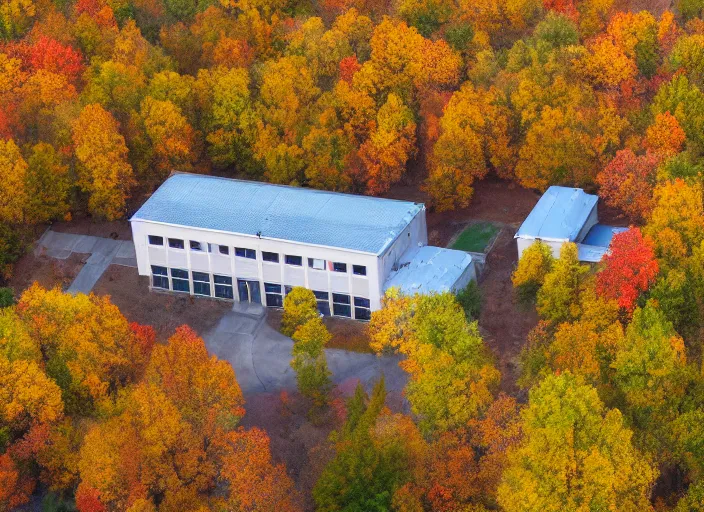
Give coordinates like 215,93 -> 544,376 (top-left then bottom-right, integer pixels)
314,378 -> 415,512
498,372 -> 657,512
536,242 -> 589,325
290,318 -> 332,411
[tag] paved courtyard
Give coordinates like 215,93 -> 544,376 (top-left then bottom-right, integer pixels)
204,302 -> 408,396
36,230 -> 137,294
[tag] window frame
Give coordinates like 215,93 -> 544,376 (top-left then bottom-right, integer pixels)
264,282 -> 284,308
190,240 -> 203,252
170,268 -> 190,293
151,265 -> 169,289
332,293 -> 351,317
285,255 -> 303,267
148,235 -> 163,246
192,271 -> 211,296
352,265 -> 367,276
308,258 -> 326,270
354,296 -> 371,321
213,275 -> 234,299
313,290 -> 331,316
218,245 -> 229,255
168,238 -> 185,250
262,251 -> 280,263
332,262 -> 347,273
235,247 -> 256,259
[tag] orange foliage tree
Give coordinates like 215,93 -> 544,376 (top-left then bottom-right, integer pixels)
596,149 -> 660,221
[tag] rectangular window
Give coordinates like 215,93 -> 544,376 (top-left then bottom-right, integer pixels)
354,297 -> 371,321
332,262 -> 347,273
353,265 -> 367,276
168,238 -> 184,250
285,255 -> 302,266
308,258 -> 326,270
264,283 -> 283,308
219,245 -> 229,255
214,275 -> 234,299
190,240 -> 203,251
332,293 -> 351,317
235,247 -> 256,259
192,272 -> 211,296
262,251 -> 279,263
148,235 -> 163,246
151,265 -> 168,289
170,268 -> 189,292
313,290 -> 331,316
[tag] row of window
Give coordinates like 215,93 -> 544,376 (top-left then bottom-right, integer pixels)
148,235 -> 368,276
150,266 -> 371,319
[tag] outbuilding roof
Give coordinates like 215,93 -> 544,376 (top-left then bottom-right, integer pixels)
383,246 -> 473,295
130,173 -> 424,255
515,186 -> 598,242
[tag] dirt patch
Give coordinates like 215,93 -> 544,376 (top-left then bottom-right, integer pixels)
50,215 -> 132,241
477,229 -> 538,396
428,179 -> 539,246
267,309 -> 373,353
92,265 -> 232,339
9,251 -> 89,295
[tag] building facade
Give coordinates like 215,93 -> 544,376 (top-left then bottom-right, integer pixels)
130,173 -> 434,319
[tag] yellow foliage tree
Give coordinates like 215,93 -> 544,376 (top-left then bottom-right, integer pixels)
72,104 -> 135,220
0,139 -> 29,224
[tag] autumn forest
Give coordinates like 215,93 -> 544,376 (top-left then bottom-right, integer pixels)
1,0 -> 704,508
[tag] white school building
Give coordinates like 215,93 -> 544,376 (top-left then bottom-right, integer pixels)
130,173 -> 476,320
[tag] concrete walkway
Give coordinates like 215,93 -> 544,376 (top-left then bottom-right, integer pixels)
36,230 -> 137,294
203,303 -> 408,396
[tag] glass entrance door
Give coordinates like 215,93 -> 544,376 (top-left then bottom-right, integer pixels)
237,279 -> 261,304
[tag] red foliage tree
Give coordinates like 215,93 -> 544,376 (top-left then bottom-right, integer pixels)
543,0 -> 579,21
596,149 -> 660,221
596,228 -> 659,314
339,55 -> 360,83
75,484 -> 107,512
28,37 -> 84,83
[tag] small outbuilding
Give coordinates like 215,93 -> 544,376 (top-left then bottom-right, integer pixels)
383,246 -> 476,296
515,186 -> 627,263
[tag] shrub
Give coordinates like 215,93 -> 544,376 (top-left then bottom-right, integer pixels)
0,288 -> 13,308
281,287 -> 319,337
512,241 -> 554,304
291,317 -> 332,411
456,280 -> 482,321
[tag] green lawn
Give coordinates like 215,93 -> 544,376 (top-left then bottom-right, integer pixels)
451,222 -> 500,253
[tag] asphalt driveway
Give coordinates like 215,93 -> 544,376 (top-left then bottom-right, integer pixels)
203,303 -> 408,396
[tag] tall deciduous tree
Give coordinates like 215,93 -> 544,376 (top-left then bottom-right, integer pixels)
596,149 -> 659,221
498,372 -> 657,512
0,138 -> 28,224
596,228 -> 659,314
291,318 -> 332,411
536,242 -> 589,325
370,290 -> 499,434
72,104 -> 135,220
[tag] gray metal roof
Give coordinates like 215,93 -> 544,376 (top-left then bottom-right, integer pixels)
515,186 -> 598,242
383,246 -> 473,295
130,173 -> 424,255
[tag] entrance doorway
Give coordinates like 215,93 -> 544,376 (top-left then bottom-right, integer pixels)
237,279 -> 261,304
